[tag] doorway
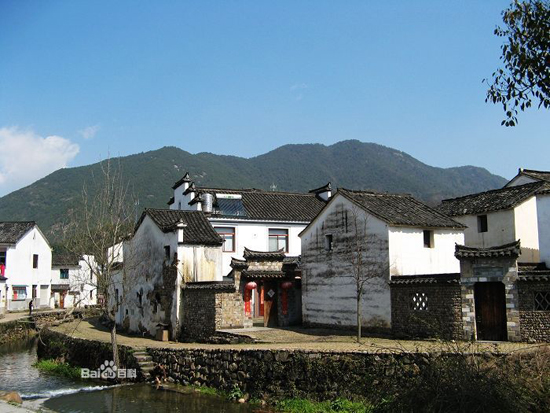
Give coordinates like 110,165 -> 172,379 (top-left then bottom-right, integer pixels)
263,281 -> 278,327
474,282 -> 507,341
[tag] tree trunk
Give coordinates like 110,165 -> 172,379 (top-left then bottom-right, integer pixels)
357,291 -> 362,343
111,320 -> 119,368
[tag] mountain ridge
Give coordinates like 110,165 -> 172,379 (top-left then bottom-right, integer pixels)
0,140 -> 507,239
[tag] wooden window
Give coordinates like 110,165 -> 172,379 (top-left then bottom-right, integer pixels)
32,254 -> 39,268
269,229 -> 289,252
534,292 -> 550,311
423,230 -> 434,248
325,234 -> 333,251
12,286 -> 27,301
60,269 -> 69,280
215,227 -> 236,252
478,215 -> 488,233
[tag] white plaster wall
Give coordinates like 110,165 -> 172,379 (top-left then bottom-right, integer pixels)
209,219 -> 306,276
537,194 -> 550,266
506,175 -> 538,187
388,227 -> 463,276
454,209 -> 516,249
178,245 -> 222,282
300,195 -> 392,329
514,197 -> 540,262
4,226 -> 52,311
50,256 -> 98,308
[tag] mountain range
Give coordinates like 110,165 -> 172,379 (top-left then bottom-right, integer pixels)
0,140 -> 507,240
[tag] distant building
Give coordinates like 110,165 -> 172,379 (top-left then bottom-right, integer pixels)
299,188 -> 465,331
51,253 -> 97,309
0,222 -> 52,311
505,168 -> 550,188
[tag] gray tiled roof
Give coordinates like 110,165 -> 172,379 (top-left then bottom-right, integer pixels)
338,189 -> 465,229
518,169 -> 550,183
242,270 -> 287,279
52,252 -> 81,267
439,181 -> 548,217
243,247 -> 285,261
389,273 -> 460,285
196,187 -> 326,222
136,209 -> 223,246
455,241 -> 521,259
184,281 -> 235,291
0,222 -> 36,244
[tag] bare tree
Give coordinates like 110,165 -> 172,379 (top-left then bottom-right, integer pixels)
61,158 -> 135,367
344,206 -> 388,342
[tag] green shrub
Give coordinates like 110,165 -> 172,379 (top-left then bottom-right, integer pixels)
33,359 -> 82,380
276,398 -> 372,413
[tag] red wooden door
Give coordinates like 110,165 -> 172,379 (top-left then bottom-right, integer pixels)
474,282 -> 507,341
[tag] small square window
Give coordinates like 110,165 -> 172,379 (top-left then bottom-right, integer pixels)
478,215 -> 488,233
60,269 -> 69,279
534,292 -> 550,311
423,230 -> 434,248
325,234 -> 333,251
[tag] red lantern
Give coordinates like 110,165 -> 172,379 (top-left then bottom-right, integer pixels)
245,281 -> 257,290
244,282 -> 257,317
281,281 -> 293,290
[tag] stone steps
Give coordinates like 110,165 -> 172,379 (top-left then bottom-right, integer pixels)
133,350 -> 155,378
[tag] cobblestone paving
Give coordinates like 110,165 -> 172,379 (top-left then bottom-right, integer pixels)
51,319 -> 543,354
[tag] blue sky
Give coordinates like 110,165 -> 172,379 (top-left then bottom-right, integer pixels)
0,1 -> 548,196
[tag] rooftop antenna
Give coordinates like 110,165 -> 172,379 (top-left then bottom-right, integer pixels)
270,183 -> 277,192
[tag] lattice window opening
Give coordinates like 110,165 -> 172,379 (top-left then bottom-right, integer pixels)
411,292 -> 429,311
534,291 -> 550,311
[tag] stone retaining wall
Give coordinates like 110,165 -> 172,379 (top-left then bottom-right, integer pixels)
37,329 -> 142,380
147,347 -> 503,401
0,319 -> 34,345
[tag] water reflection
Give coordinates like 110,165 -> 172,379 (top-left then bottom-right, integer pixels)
44,383 -> 257,413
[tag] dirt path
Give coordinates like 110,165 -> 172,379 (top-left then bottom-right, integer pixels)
51,319 -> 543,354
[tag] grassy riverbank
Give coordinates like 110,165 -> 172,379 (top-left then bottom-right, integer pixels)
33,359 -> 82,380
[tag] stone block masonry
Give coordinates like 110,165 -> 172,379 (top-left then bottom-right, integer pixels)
518,281 -> 550,342
390,278 -> 463,340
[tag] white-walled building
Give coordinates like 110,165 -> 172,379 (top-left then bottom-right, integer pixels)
438,181 -> 548,263
505,168 -> 550,188
51,253 -> 98,309
168,173 -> 328,276
0,222 -> 52,311
116,209 -> 224,337
299,189 -> 465,331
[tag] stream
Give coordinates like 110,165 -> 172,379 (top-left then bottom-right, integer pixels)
0,339 -> 257,412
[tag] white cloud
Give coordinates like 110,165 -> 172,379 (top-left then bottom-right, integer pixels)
78,125 -> 100,140
0,127 -> 80,196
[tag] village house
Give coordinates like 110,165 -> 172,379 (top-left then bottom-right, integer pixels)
168,173 -> 328,319
438,181 -> 549,263
50,253 -> 97,309
0,222 -> 52,311
390,169 -> 550,342
299,188 -> 466,332
115,208 -> 224,338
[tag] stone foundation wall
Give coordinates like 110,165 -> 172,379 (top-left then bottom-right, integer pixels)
37,329 -> 142,380
147,347 -> 505,401
391,282 -> 463,340
518,281 -> 550,342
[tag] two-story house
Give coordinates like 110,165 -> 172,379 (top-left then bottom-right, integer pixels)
0,222 -> 52,311
438,181 -> 548,263
51,253 -> 97,309
299,189 -> 465,331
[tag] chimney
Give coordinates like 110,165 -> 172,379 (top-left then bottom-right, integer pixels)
309,182 -> 332,202
176,220 -> 187,243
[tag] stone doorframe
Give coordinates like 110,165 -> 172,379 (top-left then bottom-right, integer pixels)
455,241 -> 522,342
